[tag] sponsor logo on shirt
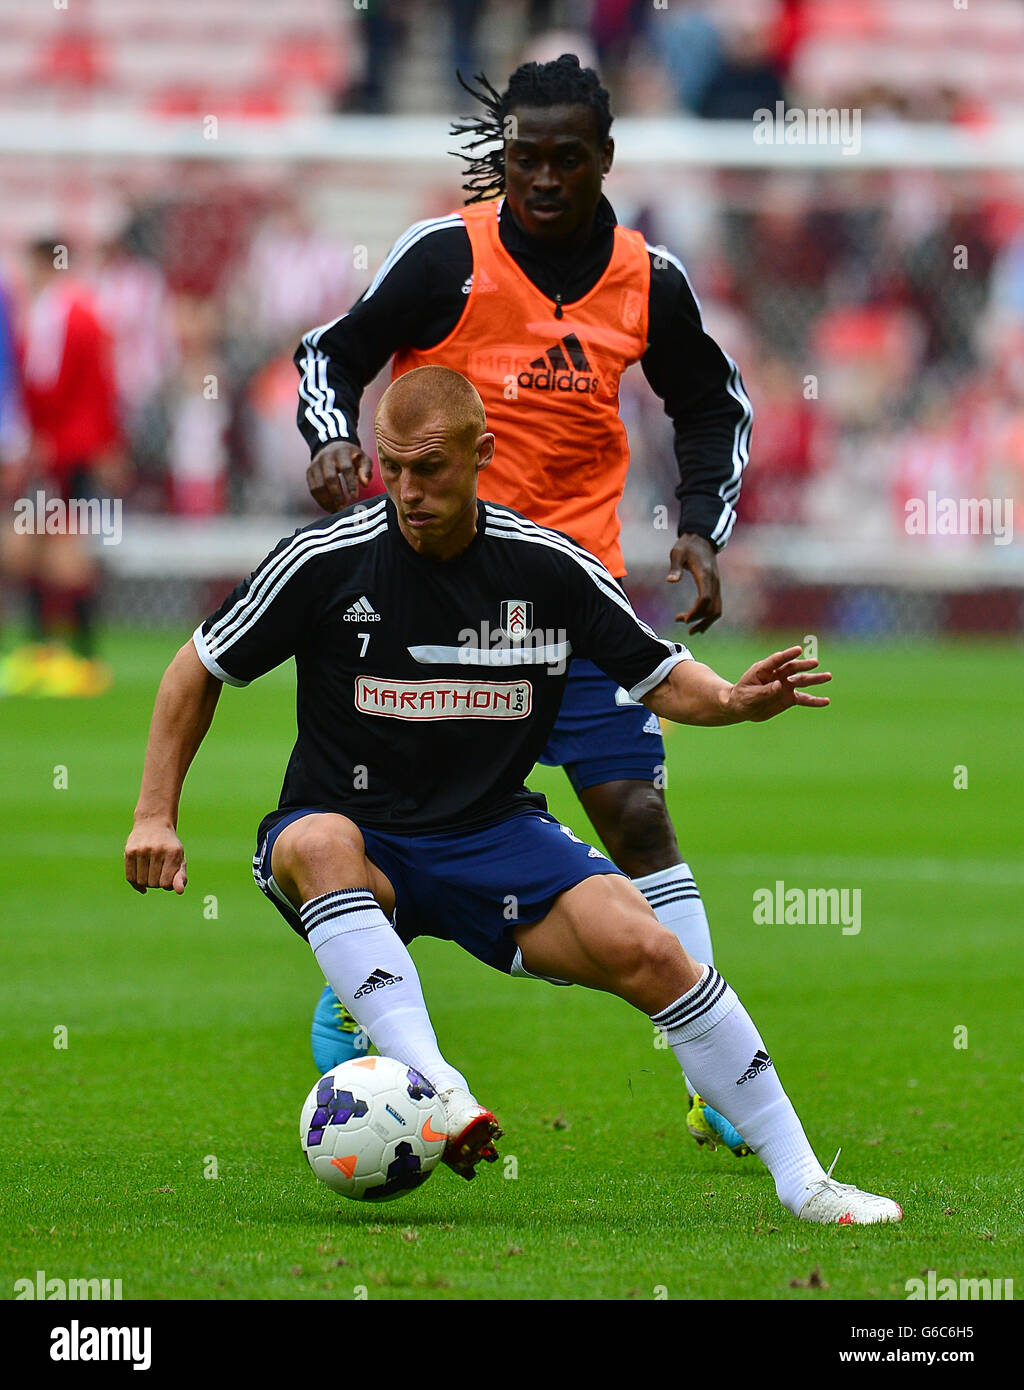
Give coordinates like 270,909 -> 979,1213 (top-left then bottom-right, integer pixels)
516,334 -> 599,394
355,675 -> 532,720
467,346 -> 531,380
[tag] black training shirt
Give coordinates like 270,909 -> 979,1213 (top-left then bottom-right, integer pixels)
194,496 -> 691,834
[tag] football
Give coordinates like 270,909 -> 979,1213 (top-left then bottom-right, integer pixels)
299,1056 -> 448,1201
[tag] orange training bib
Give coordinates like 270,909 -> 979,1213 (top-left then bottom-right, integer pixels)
392,199 -> 650,575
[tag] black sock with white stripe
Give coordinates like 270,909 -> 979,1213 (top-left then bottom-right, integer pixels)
633,863 -> 713,965
301,889 -> 468,1095
651,966 -> 827,1213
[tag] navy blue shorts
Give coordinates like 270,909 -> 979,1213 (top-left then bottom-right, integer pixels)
538,658 -> 667,791
253,807 -> 625,974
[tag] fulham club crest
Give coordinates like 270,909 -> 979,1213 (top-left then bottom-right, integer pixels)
498,600 -> 533,640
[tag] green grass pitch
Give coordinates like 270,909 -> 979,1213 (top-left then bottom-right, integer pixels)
1,629 -> 1021,1301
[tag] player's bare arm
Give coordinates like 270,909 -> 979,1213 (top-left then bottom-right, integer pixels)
666,532 -> 721,635
644,645 -> 831,726
307,440 -> 374,513
124,641 -> 222,894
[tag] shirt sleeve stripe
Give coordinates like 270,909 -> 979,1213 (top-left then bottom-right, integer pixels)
482,505 -> 692,679
298,339 -> 352,446
296,216 -> 464,444
628,646 -> 693,702
481,508 -> 694,695
192,624 -> 250,686
646,242 -> 752,551
206,500 -> 385,647
205,503 -> 387,656
362,215 -> 464,302
206,520 -> 389,661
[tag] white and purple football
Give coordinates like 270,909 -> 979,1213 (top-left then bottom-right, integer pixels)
299,1056 -> 448,1201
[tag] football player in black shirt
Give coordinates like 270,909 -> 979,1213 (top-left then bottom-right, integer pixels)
125,368 -> 901,1222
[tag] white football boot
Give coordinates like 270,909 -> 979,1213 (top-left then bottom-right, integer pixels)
797,1150 -> 903,1224
438,1087 -> 502,1180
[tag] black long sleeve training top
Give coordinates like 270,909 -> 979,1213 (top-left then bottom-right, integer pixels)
294,197 -> 752,548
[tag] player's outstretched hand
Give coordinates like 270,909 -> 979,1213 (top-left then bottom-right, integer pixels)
306,441 -> 374,513
667,534 -> 722,634
124,820 -> 188,895
728,646 -> 832,723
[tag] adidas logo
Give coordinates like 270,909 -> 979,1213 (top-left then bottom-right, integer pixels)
354,967 -> 403,998
736,1049 -> 774,1086
343,595 -> 380,622
462,267 -> 498,294
517,334 -> 599,394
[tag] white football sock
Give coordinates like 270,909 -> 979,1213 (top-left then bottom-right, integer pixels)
634,863 -> 713,1099
301,889 -> 469,1095
652,966 -> 828,1213
633,863 -> 714,966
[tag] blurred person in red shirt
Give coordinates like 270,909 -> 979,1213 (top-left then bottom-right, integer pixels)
2,239 -> 126,696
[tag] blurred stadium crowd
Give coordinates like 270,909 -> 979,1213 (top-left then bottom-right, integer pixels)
4,164 -> 1021,539
1,0 -> 1022,680
4,0 -> 1024,123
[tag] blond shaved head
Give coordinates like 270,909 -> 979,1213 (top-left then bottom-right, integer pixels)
373,365 -> 494,559
375,366 -> 486,450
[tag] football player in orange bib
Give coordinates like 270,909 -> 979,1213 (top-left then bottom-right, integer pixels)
295,55 -> 753,1155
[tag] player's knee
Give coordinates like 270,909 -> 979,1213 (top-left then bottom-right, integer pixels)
612,787 -> 677,869
598,918 -> 684,994
636,923 -> 687,986
276,813 -> 366,882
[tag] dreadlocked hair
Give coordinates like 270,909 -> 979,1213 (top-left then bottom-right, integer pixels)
450,53 -> 613,205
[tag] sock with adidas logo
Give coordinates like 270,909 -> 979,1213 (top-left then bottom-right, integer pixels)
651,965 -> 828,1213
301,889 -> 469,1095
